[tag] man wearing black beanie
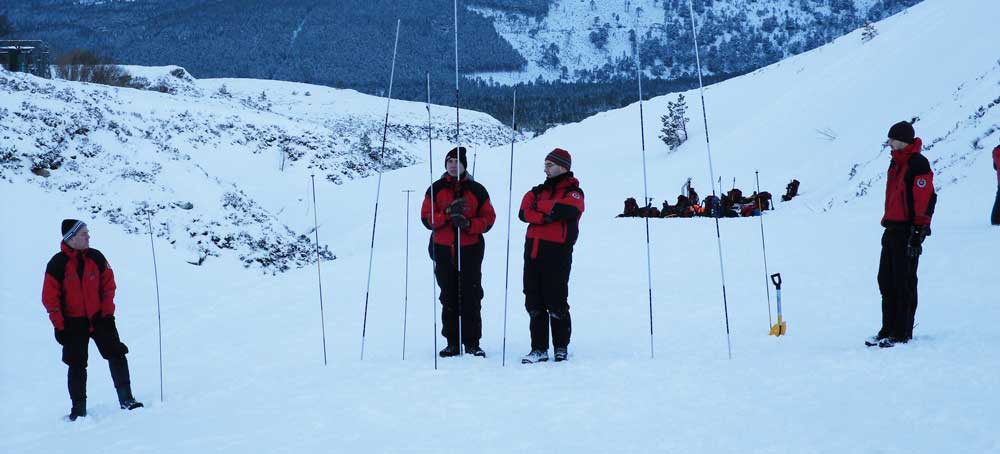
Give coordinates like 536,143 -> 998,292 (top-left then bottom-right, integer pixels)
421,147 -> 497,357
866,121 -> 937,348
43,219 -> 143,420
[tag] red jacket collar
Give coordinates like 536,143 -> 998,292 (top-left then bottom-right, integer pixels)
544,172 -> 579,189
442,172 -> 469,184
60,241 -> 86,257
890,138 -> 923,163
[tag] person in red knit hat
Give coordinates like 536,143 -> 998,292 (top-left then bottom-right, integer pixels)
518,148 -> 585,363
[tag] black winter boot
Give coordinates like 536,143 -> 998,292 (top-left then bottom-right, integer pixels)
521,350 -> 549,364
865,335 -> 886,347
464,344 -> 486,358
67,400 -> 87,421
67,366 -> 87,403
116,386 -> 144,410
438,344 -> 461,358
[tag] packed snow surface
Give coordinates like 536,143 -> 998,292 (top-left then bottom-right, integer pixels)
2,0 -> 998,452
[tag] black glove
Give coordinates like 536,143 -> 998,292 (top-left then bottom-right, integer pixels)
55,329 -> 67,346
907,225 -> 929,258
542,214 -> 554,224
451,214 -> 471,230
445,197 -> 466,215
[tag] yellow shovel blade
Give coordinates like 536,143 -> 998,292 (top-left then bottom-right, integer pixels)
769,321 -> 787,336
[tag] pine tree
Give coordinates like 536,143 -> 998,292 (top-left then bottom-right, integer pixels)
861,21 -> 878,43
672,94 -> 689,143
356,132 -> 376,161
659,94 -> 690,151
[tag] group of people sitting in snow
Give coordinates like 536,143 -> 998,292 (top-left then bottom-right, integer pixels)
617,178 -> 800,219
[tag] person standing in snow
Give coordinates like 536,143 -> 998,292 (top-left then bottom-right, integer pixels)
519,148 -> 585,363
991,141 -> 1000,225
867,122 -> 937,348
421,147 -> 496,358
42,220 -> 143,421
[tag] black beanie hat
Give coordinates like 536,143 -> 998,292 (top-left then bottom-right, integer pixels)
445,147 -> 468,169
61,219 -> 86,242
887,121 -> 915,144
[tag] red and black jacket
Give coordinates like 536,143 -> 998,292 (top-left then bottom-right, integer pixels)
42,243 -> 117,331
519,172 -> 585,259
993,145 -> 1000,185
882,138 -> 936,229
421,172 -> 496,257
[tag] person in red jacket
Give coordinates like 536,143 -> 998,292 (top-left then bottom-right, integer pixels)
42,220 -> 143,421
518,148 -> 585,363
421,147 -> 496,357
991,142 -> 1000,225
867,122 -> 937,348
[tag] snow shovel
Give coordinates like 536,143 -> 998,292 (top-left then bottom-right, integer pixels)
769,273 -> 787,336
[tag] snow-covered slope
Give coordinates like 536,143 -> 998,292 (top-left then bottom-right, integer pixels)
471,0 -> 916,84
0,67 -> 511,271
1,0 -> 998,452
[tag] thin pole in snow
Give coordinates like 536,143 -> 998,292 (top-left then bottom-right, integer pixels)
426,71 -> 439,370
453,0 -> 465,356
310,175 -> 328,366
145,209 -> 164,402
454,0 -> 477,176
361,19 -> 401,361
501,87 -> 517,367
755,170 -> 774,328
634,32 -> 656,359
688,0 -> 733,359
402,189 -> 414,360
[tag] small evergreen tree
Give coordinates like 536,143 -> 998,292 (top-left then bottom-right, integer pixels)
540,43 -> 560,69
356,132 -> 376,161
589,22 -> 610,50
861,21 -> 878,43
659,94 -> 690,151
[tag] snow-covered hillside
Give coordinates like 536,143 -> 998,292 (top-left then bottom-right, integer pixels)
0,66 -> 512,271
471,0 -> 917,84
1,0 -> 998,452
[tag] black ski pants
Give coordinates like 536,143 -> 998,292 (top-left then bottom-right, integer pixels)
991,186 -> 999,225
523,248 -> 573,351
432,241 -> 485,347
877,228 -> 920,341
61,316 -> 132,403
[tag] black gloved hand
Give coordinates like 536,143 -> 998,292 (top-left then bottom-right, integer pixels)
907,225 -> 929,258
542,214 -> 554,224
445,197 -> 466,215
451,214 -> 471,230
55,329 -> 66,346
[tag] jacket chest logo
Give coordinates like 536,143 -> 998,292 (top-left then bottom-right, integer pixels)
916,178 -> 927,188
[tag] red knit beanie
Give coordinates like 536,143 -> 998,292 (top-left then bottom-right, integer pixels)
545,148 -> 572,170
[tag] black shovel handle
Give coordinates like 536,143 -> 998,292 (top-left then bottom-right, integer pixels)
770,273 -> 782,290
